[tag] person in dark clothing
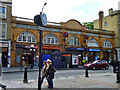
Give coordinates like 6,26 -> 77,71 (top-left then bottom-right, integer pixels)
46,59 -> 56,89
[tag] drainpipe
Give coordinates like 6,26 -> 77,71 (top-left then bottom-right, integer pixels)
99,11 -> 104,60
7,41 -> 11,67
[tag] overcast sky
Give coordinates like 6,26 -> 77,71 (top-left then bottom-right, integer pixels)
12,0 -> 120,23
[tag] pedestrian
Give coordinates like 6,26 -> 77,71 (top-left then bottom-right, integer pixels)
41,61 -> 48,85
34,57 -> 38,68
46,59 -> 56,89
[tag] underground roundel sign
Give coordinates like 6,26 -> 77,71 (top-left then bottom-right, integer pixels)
41,13 -> 47,26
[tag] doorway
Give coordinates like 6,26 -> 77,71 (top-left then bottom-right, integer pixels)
2,52 -> 8,67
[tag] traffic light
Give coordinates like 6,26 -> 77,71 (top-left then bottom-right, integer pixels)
63,32 -> 68,37
84,34 -> 89,40
83,34 -> 89,43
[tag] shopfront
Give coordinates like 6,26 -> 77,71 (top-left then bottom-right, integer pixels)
16,44 -> 38,67
102,49 -> 113,62
0,41 -> 11,67
88,49 -> 100,63
66,47 -> 84,68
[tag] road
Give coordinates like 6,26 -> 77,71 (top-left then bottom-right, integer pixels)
2,65 -> 113,81
1,65 -> 119,88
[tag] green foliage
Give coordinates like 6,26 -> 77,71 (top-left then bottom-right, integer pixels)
82,22 -> 94,29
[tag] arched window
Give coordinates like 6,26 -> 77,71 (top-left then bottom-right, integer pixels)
17,32 -> 36,43
87,38 -> 98,47
103,40 -> 112,48
43,34 -> 59,44
68,36 -> 80,46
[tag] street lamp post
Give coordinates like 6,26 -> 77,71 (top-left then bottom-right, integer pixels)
34,3 -> 47,90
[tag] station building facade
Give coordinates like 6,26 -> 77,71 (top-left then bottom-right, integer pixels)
10,16 -> 115,68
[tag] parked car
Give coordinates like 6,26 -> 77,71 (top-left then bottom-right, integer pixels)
83,60 -> 109,70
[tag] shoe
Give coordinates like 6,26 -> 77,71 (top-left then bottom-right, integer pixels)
48,86 -> 53,89
2,85 -> 6,88
48,87 -> 53,89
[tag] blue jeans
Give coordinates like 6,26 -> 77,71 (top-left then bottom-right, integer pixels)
47,77 -> 53,88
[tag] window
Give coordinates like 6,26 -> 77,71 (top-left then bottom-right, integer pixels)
43,34 -> 59,44
105,22 -> 107,27
0,6 -> 6,18
119,29 -> 120,37
68,36 -> 80,46
103,40 -> 112,48
118,17 -> 120,24
0,23 -> 7,39
17,32 -> 36,43
87,38 -> 98,47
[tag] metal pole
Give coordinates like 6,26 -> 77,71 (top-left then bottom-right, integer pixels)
38,29 -> 42,90
23,66 -> 28,83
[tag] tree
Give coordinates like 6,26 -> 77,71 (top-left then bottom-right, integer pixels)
82,22 -> 94,29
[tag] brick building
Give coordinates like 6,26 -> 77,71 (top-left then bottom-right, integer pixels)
10,16 -> 115,68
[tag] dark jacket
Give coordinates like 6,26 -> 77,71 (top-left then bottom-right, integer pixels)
47,64 -> 56,79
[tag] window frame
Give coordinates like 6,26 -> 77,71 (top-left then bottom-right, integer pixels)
0,23 -> 7,39
43,35 -> 59,44
105,22 -> 108,27
17,32 -> 36,43
0,5 -> 7,19
118,17 -> 120,24
103,40 -> 112,48
68,36 -> 80,46
87,38 -> 98,47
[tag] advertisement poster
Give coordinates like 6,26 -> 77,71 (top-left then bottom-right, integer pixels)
72,54 -> 78,65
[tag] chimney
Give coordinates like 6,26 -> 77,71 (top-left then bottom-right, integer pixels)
99,11 -> 104,30
108,8 -> 113,15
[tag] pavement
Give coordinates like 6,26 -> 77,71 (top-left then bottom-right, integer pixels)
2,67 -> 39,73
1,66 -> 120,90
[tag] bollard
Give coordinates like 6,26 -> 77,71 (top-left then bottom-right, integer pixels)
23,66 -> 28,83
116,63 -> 120,83
116,72 -> 120,83
85,66 -> 89,77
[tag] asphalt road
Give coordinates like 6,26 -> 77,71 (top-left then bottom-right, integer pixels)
2,65 -> 113,81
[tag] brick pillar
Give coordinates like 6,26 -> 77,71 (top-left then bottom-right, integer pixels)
100,49 -> 103,60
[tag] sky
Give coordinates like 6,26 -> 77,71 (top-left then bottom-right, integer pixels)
12,0 -> 120,23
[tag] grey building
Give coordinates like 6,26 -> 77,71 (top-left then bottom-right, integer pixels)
0,0 -> 12,67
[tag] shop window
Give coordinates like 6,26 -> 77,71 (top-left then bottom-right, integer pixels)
0,6 -> 6,18
87,38 -> 98,47
68,36 -> 80,46
17,32 -> 36,43
43,34 -> 59,44
103,40 -> 112,48
0,23 -> 7,39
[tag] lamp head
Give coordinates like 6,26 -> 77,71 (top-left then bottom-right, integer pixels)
44,3 -> 47,6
